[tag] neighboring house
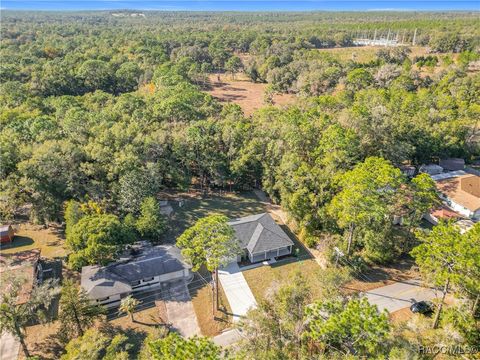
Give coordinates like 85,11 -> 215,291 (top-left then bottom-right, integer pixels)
228,213 -> 294,264
0,225 -> 14,244
81,244 -> 192,308
432,171 -> 480,221
424,205 -> 462,225
439,158 -> 465,172
0,249 -> 42,304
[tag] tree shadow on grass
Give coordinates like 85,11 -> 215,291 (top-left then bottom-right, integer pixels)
215,304 -> 235,322
99,321 -> 149,357
0,236 -> 34,250
27,328 -> 64,360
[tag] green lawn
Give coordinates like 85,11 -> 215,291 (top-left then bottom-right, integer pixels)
242,226 -> 323,302
0,224 -> 68,259
243,257 -> 323,302
166,191 -> 265,239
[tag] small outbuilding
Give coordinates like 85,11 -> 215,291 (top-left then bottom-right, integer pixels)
0,225 -> 14,244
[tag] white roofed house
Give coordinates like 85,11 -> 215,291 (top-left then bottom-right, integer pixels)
228,213 -> 294,264
81,244 -> 192,308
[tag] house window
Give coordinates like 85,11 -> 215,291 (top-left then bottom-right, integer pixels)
131,280 -> 141,286
143,277 -> 154,282
97,296 -> 110,302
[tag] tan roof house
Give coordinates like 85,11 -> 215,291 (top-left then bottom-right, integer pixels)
435,173 -> 480,221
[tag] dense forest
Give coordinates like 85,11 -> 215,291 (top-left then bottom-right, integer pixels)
2,10 -> 480,258
1,10 -> 480,360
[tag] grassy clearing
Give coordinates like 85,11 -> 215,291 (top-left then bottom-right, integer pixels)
316,45 -> 456,64
108,306 -> 167,352
343,255 -> 418,294
205,74 -> 295,116
167,191 -> 265,239
20,321 -> 61,360
0,223 -> 68,259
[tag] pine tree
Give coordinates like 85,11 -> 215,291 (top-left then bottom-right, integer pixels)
58,279 -> 104,341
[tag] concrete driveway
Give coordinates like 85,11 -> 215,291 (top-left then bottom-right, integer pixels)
363,279 -> 439,313
213,328 -> 243,347
218,262 -> 257,322
164,280 -> 201,337
0,332 -> 19,360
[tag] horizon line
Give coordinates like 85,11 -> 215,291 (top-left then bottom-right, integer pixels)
2,8 -> 479,12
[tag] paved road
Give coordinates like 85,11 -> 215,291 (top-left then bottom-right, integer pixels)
0,332 -> 19,360
164,280 -> 201,337
218,262 -> 257,322
363,279 -> 439,313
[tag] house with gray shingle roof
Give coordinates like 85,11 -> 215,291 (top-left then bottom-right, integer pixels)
81,244 -> 192,308
228,213 -> 294,263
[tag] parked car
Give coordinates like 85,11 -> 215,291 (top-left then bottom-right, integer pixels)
410,301 -> 433,314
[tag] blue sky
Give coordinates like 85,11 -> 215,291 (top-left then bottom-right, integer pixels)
2,0 -> 479,11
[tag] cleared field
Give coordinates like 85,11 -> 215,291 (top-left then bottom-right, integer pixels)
336,45 -> 423,60
0,223 -> 68,258
205,74 -> 295,116
165,191 -> 265,240
316,45 -> 455,63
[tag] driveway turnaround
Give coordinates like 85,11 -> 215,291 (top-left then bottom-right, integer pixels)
0,332 -> 19,360
218,262 -> 257,322
363,279 -> 439,313
164,280 -> 201,337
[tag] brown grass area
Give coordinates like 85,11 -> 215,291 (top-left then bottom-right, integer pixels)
317,45 -> 424,62
22,306 -> 167,360
205,74 -> 295,116
189,271 -> 232,337
109,305 -> 168,335
390,307 -> 413,324
316,45 -> 455,64
20,321 -> 62,360
0,223 -> 67,259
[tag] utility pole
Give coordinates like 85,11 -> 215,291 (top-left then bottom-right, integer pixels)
412,28 -> 417,46
334,247 -> 345,267
373,29 -> 377,42
215,268 -> 219,311
386,29 -> 391,47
